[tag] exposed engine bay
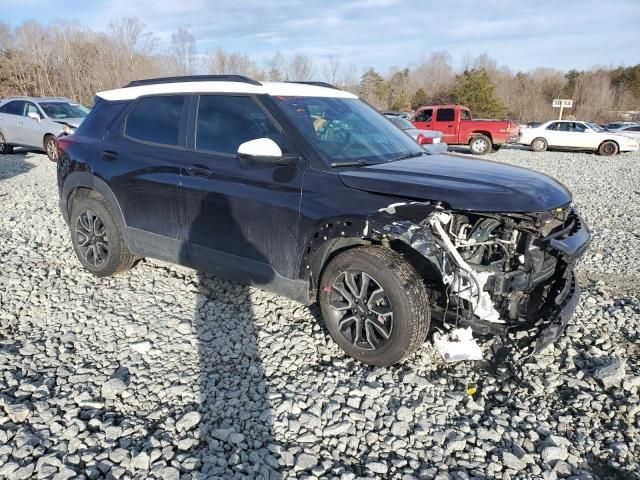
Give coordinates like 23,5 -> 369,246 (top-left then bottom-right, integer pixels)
364,201 -> 589,356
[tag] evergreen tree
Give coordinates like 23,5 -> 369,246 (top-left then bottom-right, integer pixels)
411,88 -> 428,109
451,69 -> 507,118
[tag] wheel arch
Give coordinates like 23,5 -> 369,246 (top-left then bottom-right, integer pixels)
598,139 -> 619,153
61,172 -> 127,233
301,207 -> 446,302
469,130 -> 493,142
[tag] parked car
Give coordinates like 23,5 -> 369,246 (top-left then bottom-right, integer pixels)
384,114 -> 447,154
57,75 -> 589,366
0,96 -> 89,161
604,121 -> 638,131
608,124 -> 640,140
408,104 -> 520,155
518,120 -> 639,155
383,110 -> 413,119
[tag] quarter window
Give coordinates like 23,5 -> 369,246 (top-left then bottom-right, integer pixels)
195,95 -> 285,155
126,95 -> 186,146
435,108 -> 455,122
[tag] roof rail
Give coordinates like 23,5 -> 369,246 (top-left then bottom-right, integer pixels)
124,75 -> 262,88
286,81 -> 341,90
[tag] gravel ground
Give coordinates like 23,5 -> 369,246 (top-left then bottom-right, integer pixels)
0,147 -> 638,480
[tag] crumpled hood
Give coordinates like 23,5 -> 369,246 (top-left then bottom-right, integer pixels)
338,154 -> 572,213
54,118 -> 84,128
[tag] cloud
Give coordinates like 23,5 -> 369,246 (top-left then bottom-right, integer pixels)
1,0 -> 639,72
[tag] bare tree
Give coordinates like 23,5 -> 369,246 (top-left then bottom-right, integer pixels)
288,53 -> 314,81
170,27 -> 196,75
322,55 -> 341,85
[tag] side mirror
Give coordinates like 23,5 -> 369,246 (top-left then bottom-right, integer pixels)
27,112 -> 41,121
237,138 -> 297,166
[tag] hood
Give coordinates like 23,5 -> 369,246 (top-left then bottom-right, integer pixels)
338,154 -> 572,213
54,118 -> 84,128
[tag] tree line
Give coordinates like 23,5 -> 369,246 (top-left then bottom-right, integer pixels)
1,19 -> 638,123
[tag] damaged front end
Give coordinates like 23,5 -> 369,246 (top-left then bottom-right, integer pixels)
365,201 -> 590,360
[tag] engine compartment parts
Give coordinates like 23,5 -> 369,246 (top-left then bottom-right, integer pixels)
433,327 -> 483,362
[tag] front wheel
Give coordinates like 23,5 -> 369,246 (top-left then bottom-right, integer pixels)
469,135 -> 492,155
0,133 -> 14,154
598,141 -> 618,156
44,135 -> 58,162
319,246 -> 431,366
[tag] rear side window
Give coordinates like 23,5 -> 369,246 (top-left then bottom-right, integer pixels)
436,108 -> 455,122
2,101 -> 25,116
195,95 -> 285,155
126,95 -> 186,146
75,99 -> 127,137
546,122 -> 560,131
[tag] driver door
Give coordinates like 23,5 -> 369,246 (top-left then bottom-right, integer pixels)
180,94 -> 304,281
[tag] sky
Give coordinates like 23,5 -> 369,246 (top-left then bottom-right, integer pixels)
1,0 -> 639,73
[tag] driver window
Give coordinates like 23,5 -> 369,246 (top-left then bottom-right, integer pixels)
414,109 -> 432,122
572,123 -> 587,132
196,95 -> 286,155
460,109 -> 472,120
25,103 -> 41,118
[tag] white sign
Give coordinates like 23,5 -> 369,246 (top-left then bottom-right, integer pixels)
552,99 -> 573,108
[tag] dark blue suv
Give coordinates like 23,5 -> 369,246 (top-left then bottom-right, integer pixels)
57,75 -> 590,366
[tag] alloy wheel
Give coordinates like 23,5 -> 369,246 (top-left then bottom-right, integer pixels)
75,210 -> 109,267
46,138 -> 58,161
328,271 -> 393,350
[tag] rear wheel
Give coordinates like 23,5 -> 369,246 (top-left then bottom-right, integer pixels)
531,137 -> 548,152
70,194 -> 136,277
469,135 -> 492,155
598,141 -> 618,156
319,246 -> 430,366
0,133 -> 14,154
44,135 -> 58,162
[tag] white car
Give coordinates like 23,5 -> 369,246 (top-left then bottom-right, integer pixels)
518,120 -> 639,156
609,124 -> 640,141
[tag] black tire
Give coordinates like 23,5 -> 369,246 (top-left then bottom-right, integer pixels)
0,132 -> 14,154
319,245 -> 430,366
70,194 -> 136,277
469,135 -> 492,155
598,141 -> 618,156
531,137 -> 548,152
44,135 -> 58,162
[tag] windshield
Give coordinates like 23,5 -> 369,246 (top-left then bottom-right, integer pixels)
274,96 -> 423,165
39,102 -> 89,119
386,115 -> 414,130
587,122 -> 604,132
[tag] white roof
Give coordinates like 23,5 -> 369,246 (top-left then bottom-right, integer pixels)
97,81 -> 358,101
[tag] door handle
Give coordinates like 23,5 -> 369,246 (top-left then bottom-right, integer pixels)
17,121 -> 23,126
187,165 -> 212,177
447,124 -> 453,127
101,150 -> 118,161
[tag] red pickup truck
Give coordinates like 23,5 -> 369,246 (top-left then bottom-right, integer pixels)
409,104 -> 520,155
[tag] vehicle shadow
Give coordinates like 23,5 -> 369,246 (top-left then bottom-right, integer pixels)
179,194 -> 282,479
0,152 -> 37,181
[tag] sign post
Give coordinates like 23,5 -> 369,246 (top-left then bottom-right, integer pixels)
552,99 -> 573,120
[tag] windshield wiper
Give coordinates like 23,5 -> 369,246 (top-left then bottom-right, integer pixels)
330,160 -> 371,167
388,151 -> 424,162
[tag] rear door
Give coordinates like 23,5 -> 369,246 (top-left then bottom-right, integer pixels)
432,107 -> 457,143
95,94 -> 189,259
0,100 -> 26,145
180,94 -> 304,282
411,108 -> 433,131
